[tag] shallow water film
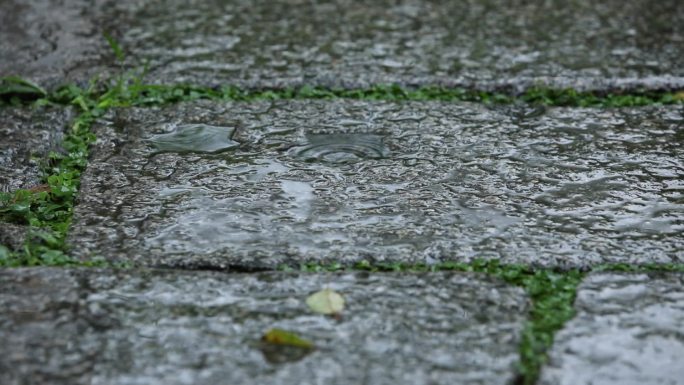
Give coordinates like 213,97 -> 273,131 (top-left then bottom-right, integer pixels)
68,100 -> 683,269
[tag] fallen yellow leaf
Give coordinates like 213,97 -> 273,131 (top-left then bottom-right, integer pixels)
306,288 -> 345,315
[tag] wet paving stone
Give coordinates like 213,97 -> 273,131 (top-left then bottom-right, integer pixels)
0,107 -> 74,250
3,0 -> 682,91
0,268 -> 528,385
0,0 -> 115,88
68,100 -> 684,269
107,0 -> 684,91
540,273 -> 684,385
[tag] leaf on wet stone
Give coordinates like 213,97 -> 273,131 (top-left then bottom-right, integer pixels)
306,288 -> 345,315
261,328 -> 314,349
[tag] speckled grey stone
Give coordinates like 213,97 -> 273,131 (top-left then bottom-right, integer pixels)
68,100 -> 684,268
3,0 -> 683,92
0,0 -> 116,89
0,268 -> 529,385
0,223 -> 27,251
540,273 -> 684,385
110,0 -> 684,91
0,107 -> 72,193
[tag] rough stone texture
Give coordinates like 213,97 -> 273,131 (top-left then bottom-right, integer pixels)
2,0 -> 683,91
540,273 -> 684,385
0,107 -> 72,193
0,268 -> 528,385
0,223 -> 28,251
0,0 -> 116,89
110,0 -> 684,91
68,100 -> 684,268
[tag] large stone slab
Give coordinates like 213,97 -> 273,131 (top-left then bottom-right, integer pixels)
0,268 -> 528,385
3,0 -> 683,92
540,273 -> 684,385
68,100 -> 683,268
0,0 -> 116,88
108,0 -> 684,91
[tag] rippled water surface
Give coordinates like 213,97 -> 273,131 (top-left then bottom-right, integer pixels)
70,101 -> 684,268
290,134 -> 389,163
147,124 -> 239,154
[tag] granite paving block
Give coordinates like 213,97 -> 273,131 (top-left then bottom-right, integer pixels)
0,223 -> 28,252
68,100 -> 683,268
540,273 -> 684,385
3,0 -> 682,91
109,0 -> 684,91
0,0 -> 116,88
0,268 -> 529,385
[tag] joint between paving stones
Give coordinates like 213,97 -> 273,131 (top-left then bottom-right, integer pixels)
3,75 -> 684,108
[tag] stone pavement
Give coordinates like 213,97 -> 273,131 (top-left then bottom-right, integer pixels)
1,1 -> 684,384
2,0 -> 684,91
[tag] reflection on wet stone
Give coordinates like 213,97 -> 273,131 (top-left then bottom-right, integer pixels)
147,124 -> 239,154
69,100 -> 684,268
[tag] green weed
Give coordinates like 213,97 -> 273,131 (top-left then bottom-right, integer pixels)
0,76 -> 47,106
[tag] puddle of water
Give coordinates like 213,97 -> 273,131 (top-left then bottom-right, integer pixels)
289,134 -> 389,164
146,124 -> 239,154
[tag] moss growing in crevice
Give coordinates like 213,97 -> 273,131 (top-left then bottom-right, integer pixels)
3,74 -> 683,108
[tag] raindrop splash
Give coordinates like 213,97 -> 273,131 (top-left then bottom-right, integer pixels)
147,124 -> 239,154
289,134 -> 389,164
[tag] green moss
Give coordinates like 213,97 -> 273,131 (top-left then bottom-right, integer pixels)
0,82 -> 104,266
50,83 -> 684,108
0,111 -> 100,267
4,74 -> 683,108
